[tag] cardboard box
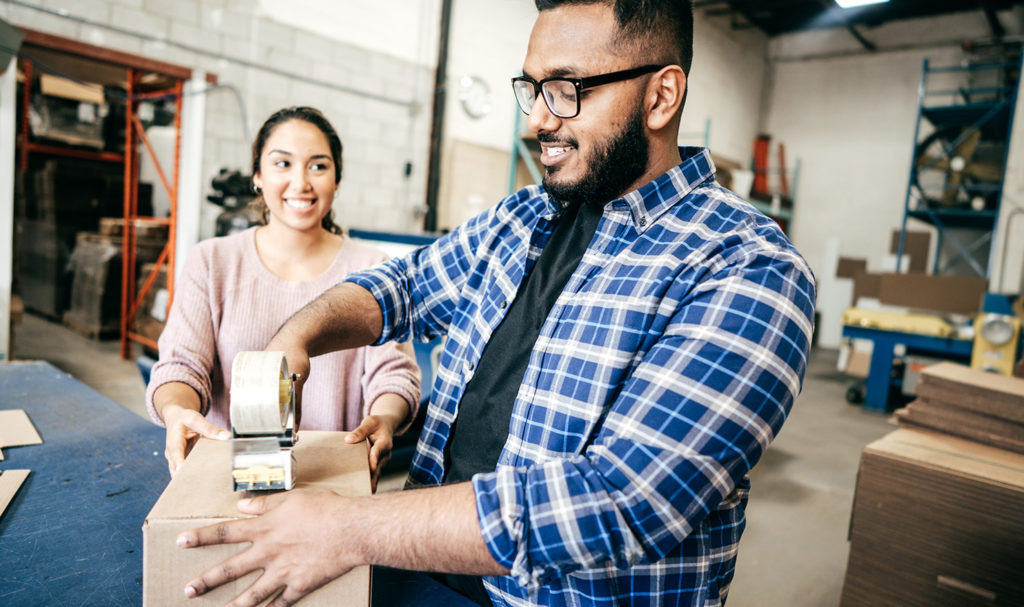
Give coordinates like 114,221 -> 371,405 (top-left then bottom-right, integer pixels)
889,230 -> 931,274
841,428 -> 1024,606
143,432 -> 371,606
878,272 -> 987,316
851,270 -> 882,303
836,257 -> 867,280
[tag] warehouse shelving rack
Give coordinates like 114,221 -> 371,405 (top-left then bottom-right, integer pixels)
896,53 -> 1023,278
14,28 -> 203,359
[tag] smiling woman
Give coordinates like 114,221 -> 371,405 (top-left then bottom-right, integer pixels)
145,107 -> 422,492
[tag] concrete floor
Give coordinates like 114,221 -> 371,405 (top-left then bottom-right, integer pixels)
11,312 -> 894,606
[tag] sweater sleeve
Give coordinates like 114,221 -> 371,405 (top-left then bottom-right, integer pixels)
145,244 -> 218,427
359,339 -> 422,434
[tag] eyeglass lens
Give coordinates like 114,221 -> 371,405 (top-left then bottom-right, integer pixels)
513,79 -> 579,118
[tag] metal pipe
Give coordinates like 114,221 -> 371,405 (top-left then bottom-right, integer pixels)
423,0 -> 452,232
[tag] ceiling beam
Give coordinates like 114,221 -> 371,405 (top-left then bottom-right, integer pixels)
816,0 -> 876,52
980,2 -> 1006,40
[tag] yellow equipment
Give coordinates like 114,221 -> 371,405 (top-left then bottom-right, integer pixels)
971,313 -> 1021,376
841,307 -> 957,338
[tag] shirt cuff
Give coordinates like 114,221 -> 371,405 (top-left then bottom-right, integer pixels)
472,466 -> 559,592
345,265 -> 407,346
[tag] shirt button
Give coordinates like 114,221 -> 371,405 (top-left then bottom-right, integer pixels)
465,361 -> 475,372
638,216 -> 648,227
499,300 -> 507,309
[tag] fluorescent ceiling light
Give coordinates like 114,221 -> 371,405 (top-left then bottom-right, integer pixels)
836,0 -> 889,7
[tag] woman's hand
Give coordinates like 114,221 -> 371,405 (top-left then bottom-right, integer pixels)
345,394 -> 410,492
161,403 -> 230,477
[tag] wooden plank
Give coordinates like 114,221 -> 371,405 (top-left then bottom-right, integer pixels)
916,362 -> 1024,423
896,399 -> 1024,454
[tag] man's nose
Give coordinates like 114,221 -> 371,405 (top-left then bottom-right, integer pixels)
526,93 -> 560,134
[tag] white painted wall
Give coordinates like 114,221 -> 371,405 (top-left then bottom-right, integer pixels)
444,0 -> 534,154
991,53 -> 1024,295
258,0 -> 440,68
685,12 -> 769,163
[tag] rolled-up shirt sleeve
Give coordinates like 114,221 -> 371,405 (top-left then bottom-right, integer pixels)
471,248 -> 816,590
346,203 -> 502,346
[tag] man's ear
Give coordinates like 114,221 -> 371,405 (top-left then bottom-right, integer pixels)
645,66 -> 686,131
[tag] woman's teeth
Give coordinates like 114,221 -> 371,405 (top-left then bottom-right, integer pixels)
285,198 -> 314,210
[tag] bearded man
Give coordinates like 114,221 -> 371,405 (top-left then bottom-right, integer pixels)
178,1 -> 817,605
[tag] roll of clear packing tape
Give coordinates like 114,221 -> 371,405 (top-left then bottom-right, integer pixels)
230,351 -> 292,435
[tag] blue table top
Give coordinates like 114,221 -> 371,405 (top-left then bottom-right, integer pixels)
0,361 -> 487,607
0,361 -> 168,607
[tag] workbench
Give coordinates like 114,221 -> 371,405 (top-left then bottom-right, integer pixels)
0,360 -> 478,606
841,325 -> 973,412
0,360 -> 167,606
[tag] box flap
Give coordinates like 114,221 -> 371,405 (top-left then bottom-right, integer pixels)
146,431 -> 370,521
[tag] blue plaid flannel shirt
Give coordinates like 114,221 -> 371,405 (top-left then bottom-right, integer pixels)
346,147 -> 816,606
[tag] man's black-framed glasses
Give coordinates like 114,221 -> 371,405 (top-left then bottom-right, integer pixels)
511,64 -> 664,119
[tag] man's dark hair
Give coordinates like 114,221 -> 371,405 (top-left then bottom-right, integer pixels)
535,0 -> 694,76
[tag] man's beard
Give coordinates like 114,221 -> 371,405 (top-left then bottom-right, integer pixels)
541,102 -> 649,208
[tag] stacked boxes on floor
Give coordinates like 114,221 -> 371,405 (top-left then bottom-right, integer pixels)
63,219 -> 166,338
841,365 -> 1024,606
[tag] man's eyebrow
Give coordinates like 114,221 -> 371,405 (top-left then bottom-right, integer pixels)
520,65 -> 584,81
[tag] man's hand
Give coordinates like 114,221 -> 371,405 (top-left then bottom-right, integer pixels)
161,404 -> 230,477
267,344 -> 310,429
178,488 -> 359,606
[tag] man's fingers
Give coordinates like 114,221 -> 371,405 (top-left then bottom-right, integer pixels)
178,519 -> 253,549
226,577 -> 285,607
182,551 -> 266,601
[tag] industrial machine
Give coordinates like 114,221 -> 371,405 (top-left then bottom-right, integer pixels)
229,351 -> 297,491
207,169 -> 260,237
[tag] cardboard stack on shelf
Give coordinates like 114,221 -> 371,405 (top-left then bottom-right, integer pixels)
62,217 -> 165,338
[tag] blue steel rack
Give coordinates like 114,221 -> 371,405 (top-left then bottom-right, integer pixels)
897,55 -> 1022,279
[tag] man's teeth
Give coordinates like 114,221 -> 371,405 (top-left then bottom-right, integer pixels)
547,146 -> 572,157
285,198 -> 313,210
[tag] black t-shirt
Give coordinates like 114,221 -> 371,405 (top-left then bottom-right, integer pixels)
439,200 -> 603,605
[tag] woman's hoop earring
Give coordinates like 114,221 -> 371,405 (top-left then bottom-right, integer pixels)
253,184 -> 262,195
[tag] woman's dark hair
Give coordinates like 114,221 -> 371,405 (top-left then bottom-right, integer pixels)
250,106 -> 344,235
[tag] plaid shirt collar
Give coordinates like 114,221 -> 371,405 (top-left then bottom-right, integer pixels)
536,146 -> 716,232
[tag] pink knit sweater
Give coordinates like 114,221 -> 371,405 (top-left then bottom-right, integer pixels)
145,228 -> 420,432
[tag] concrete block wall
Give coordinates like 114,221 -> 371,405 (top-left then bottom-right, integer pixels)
2,0 -> 434,238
